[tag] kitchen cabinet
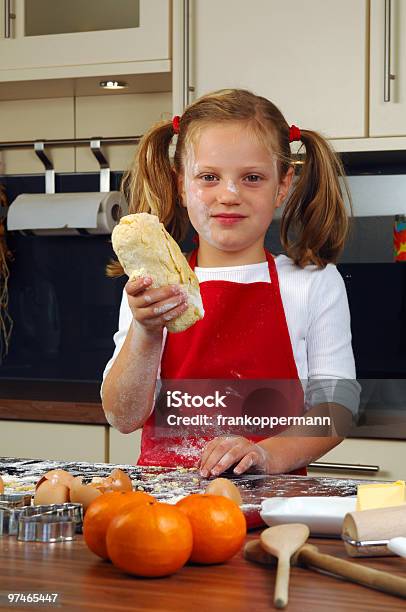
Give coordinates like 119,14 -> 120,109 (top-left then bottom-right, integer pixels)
74,90 -> 172,173
0,420 -> 107,462
0,96 -> 75,174
0,0 -> 170,81
187,0 -> 367,139
309,438 -> 406,481
109,428 -> 141,465
370,0 -> 406,136
0,89 -> 171,174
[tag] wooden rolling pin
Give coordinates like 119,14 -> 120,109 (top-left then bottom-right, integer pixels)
342,505 -> 406,557
244,540 -> 406,599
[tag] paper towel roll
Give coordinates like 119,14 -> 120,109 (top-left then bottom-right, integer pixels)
7,191 -> 127,236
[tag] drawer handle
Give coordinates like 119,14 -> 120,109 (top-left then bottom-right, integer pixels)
384,0 -> 396,101
309,462 -> 380,473
183,0 -> 192,107
4,0 -> 15,39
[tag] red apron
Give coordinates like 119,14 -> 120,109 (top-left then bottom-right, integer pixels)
138,248 -> 306,476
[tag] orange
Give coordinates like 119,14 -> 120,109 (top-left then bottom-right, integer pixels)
106,501 -> 193,577
176,494 -> 246,564
83,490 -> 154,559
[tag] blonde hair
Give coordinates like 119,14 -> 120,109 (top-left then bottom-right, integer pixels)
107,88 -> 351,276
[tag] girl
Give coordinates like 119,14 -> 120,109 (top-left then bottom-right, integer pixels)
101,88 -> 359,478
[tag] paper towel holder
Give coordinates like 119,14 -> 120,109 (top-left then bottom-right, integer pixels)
34,139 -> 111,194
90,139 -> 110,193
34,142 -> 55,195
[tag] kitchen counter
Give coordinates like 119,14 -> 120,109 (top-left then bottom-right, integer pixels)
0,397 -> 106,425
0,380 -> 106,425
1,458 -> 405,610
1,390 -> 406,439
1,531 -> 405,611
0,456 -> 365,529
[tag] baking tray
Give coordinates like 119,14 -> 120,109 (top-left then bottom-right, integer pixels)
0,456 -> 369,530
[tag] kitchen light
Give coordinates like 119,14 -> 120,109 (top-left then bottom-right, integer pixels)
99,80 -> 128,90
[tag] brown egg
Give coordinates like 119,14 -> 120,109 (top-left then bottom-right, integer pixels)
35,469 -> 74,491
0,475 -> 4,494
34,480 -> 70,505
205,478 -> 243,505
69,476 -> 102,512
98,469 -> 133,493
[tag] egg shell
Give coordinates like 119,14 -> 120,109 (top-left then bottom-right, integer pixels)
0,476 -> 4,494
205,478 -> 243,505
35,469 -> 74,491
34,480 -> 70,505
69,476 -> 102,512
100,469 -> 133,493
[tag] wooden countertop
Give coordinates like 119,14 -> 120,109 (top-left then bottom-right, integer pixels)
0,381 -> 107,425
1,395 -> 405,439
0,532 -> 405,611
0,398 -> 107,425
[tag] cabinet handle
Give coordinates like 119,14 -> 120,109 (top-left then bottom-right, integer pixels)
384,0 -> 393,102
183,0 -> 191,108
4,0 -> 14,39
309,462 -> 380,473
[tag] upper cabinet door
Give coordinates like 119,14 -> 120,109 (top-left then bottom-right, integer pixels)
0,0 -> 170,78
370,0 -> 406,136
191,0 -> 367,139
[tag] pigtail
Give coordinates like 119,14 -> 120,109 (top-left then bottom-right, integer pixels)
280,130 -> 351,268
106,120 -> 189,277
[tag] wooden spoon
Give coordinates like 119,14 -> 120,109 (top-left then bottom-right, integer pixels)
260,524 -> 310,609
244,539 -> 406,599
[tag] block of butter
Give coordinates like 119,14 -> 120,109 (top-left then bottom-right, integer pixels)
356,480 -> 406,511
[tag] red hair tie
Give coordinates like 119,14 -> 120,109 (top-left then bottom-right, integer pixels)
172,115 -> 181,134
289,124 -> 301,143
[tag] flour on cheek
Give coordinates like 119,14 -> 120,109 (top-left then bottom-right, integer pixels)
183,147 -> 214,244
188,183 -> 213,244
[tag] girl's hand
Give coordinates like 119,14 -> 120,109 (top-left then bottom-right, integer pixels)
125,276 -> 188,335
199,435 -> 271,477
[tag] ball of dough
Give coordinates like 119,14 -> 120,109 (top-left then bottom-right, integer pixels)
112,213 -> 204,333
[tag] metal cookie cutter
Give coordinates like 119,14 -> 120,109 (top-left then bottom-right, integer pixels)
17,503 -> 83,543
0,493 -> 33,507
0,493 -> 33,536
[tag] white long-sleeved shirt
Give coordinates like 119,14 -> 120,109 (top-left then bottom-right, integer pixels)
101,255 -> 360,415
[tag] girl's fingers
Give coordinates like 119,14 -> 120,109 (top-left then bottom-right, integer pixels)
200,437 -> 245,477
125,276 -> 153,296
200,438 -> 230,476
233,451 -> 258,475
161,301 -> 189,325
135,294 -> 186,321
199,439 -> 218,471
126,278 -> 189,329
208,445 -> 248,476
234,445 -> 270,475
131,284 -> 185,310
135,301 -> 188,330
